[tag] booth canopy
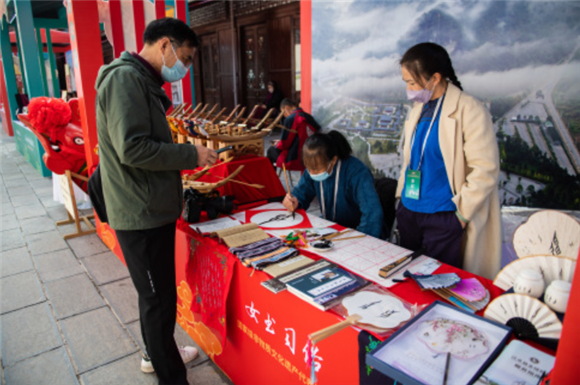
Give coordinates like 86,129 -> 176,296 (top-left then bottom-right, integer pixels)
10,29 -> 70,53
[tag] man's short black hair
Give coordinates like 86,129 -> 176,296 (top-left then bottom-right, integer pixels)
280,98 -> 297,109
143,18 -> 200,48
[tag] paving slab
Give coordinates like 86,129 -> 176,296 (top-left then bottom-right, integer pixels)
32,249 -> 84,283
0,270 -> 46,314
0,247 -> 34,278
39,194 -> 64,209
28,178 -> 53,190
59,307 -> 137,374
3,178 -> 30,189
1,172 -> 24,181
67,234 -> 110,259
19,215 -> 58,236
6,193 -> 39,208
126,321 -> 145,354
25,230 -> 68,255
81,252 -> 129,285
45,274 -> 105,320
80,352 -> 157,385
3,347 -> 79,385
0,213 -> 18,231
6,185 -> 33,198
99,278 -> 139,324
175,323 -> 209,366
1,203 -> 14,216
46,205 -> 69,222
125,322 -> 209,367
34,186 -> 54,198
57,221 -> 92,238
1,228 -> 25,252
187,362 -> 230,385
0,303 -> 62,366
14,203 -> 47,221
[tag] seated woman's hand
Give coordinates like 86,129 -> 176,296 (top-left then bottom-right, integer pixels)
283,193 -> 299,212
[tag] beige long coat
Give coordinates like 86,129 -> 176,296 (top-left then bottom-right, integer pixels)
396,83 -> 502,279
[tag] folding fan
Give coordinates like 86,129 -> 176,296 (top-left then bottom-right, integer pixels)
493,255 -> 576,291
484,294 -> 562,339
449,278 -> 487,302
512,210 -> 580,259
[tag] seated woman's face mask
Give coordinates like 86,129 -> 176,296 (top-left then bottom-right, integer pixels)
309,162 -> 333,182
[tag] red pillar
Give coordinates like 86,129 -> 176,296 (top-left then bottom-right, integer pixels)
66,0 -> 103,172
300,0 -> 312,112
109,0 -> 125,58
549,246 -> 580,384
0,61 -> 13,135
175,0 -> 192,106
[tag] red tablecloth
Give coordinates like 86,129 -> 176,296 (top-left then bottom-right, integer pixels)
174,216 -> 505,385
184,155 -> 286,204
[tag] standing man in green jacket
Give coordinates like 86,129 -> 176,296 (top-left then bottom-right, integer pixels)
95,18 -> 216,385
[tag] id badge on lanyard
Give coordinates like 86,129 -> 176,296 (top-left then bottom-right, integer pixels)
404,169 -> 421,200
404,97 -> 443,200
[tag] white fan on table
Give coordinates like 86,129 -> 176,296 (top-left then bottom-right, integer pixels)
512,210 -> 580,259
494,255 -> 576,291
484,294 -> 562,339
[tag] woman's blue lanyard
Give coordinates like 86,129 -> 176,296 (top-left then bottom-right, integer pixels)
320,160 -> 341,222
409,97 -> 443,171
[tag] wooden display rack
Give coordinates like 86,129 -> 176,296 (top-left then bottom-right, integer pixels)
216,139 -> 264,161
56,170 -> 96,240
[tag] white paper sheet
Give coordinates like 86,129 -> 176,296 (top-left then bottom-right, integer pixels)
237,204 -> 441,288
191,216 -> 242,234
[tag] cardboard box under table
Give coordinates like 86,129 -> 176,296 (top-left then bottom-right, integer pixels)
173,214 -> 506,385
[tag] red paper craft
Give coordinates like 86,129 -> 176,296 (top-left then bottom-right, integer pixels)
245,209 -> 312,230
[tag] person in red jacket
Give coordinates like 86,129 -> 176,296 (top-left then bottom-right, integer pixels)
267,98 -> 321,170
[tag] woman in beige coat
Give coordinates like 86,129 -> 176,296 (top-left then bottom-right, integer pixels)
395,43 -> 501,279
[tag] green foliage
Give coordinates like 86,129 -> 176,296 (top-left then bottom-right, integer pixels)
500,136 -> 580,209
350,135 -> 376,174
368,139 -> 398,154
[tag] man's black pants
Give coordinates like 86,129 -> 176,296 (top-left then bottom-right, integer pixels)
116,222 -> 188,385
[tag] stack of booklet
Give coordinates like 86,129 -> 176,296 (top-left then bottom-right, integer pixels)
277,259 -> 368,310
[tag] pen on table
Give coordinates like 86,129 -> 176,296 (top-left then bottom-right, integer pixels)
443,352 -> 451,385
379,247 -> 426,278
282,164 -> 295,219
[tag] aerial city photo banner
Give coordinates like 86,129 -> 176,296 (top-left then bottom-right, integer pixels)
310,0 -> 580,210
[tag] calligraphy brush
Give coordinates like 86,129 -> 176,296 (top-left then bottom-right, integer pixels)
282,164 -> 295,220
443,352 -> 451,385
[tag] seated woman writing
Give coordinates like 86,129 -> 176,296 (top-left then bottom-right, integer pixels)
282,131 -> 383,238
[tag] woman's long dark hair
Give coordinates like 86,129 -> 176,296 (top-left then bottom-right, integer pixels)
400,42 -> 463,90
303,131 -> 352,169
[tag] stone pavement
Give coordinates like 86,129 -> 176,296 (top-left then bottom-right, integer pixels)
0,128 -> 232,385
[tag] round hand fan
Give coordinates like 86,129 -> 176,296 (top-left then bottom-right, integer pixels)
342,291 -> 411,329
493,255 -> 576,291
484,294 -> 562,339
308,292 -> 411,344
513,210 -> 580,259
416,318 -> 488,359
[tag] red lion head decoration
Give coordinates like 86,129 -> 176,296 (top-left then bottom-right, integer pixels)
18,97 -> 89,192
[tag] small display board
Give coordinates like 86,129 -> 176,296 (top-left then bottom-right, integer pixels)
55,170 -> 96,240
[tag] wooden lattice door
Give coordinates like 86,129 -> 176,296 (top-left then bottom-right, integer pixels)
241,24 -> 268,109
200,34 -> 220,106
